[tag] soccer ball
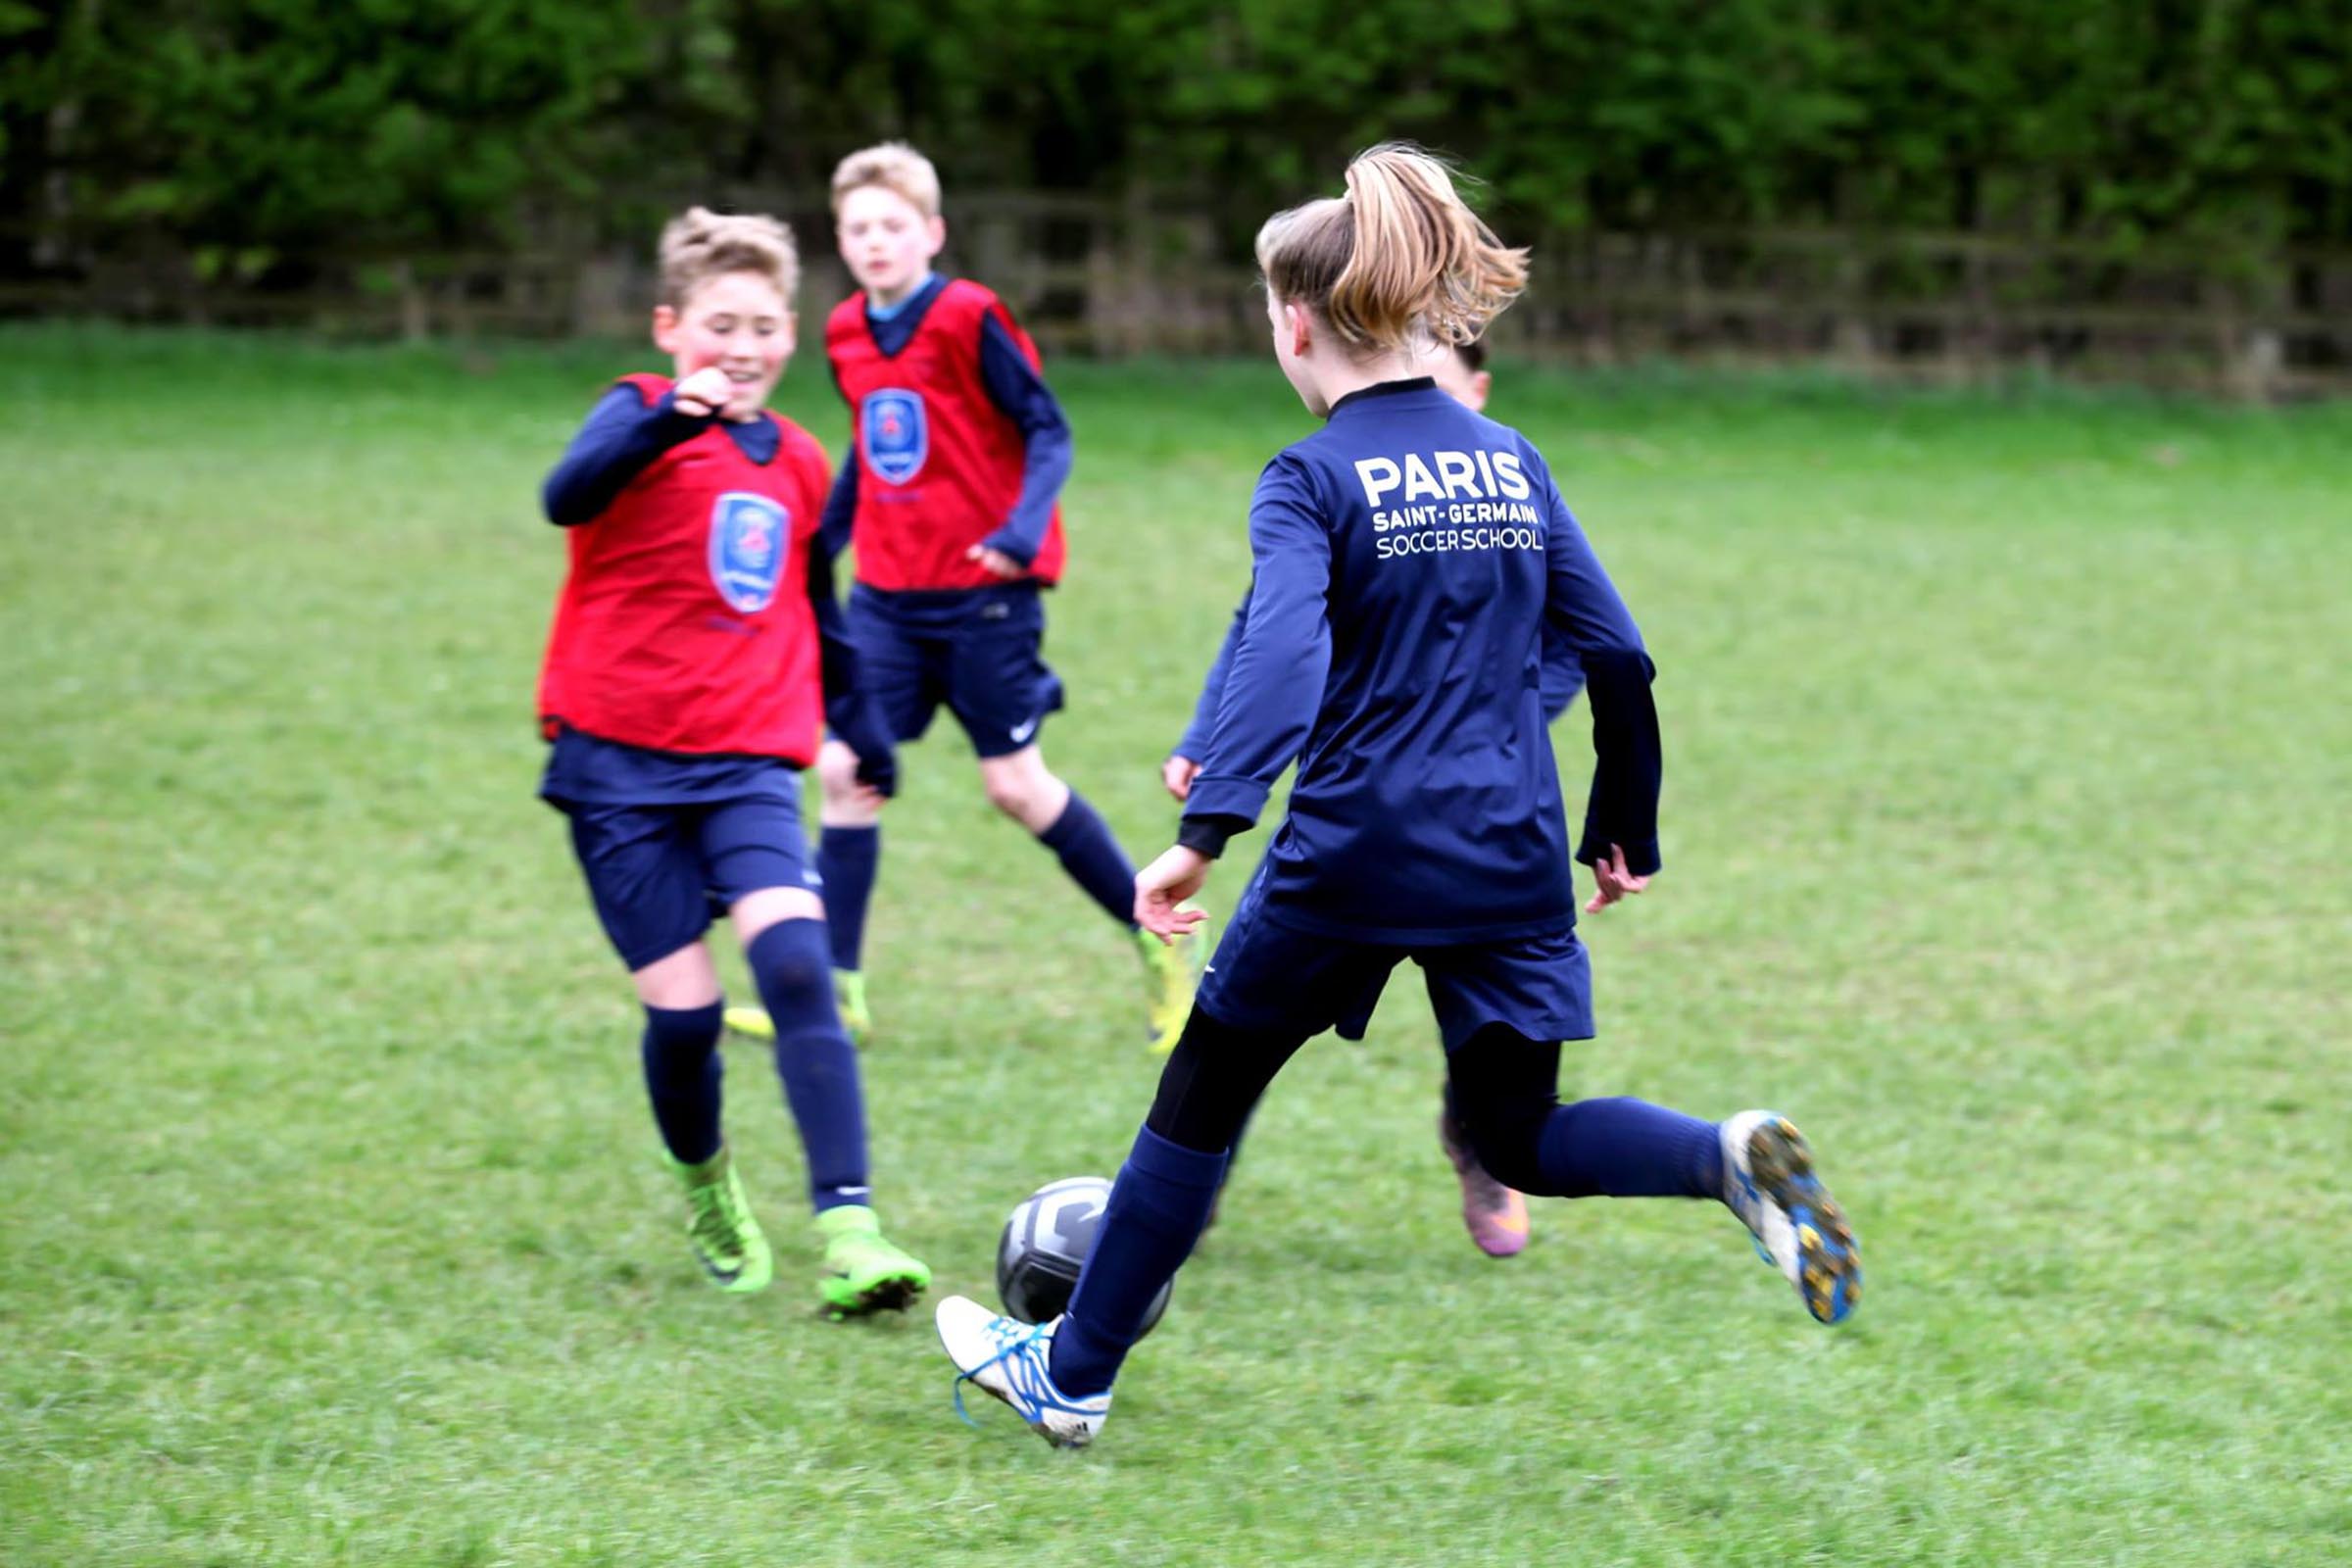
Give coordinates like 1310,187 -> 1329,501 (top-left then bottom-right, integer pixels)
996,1175 -> 1172,1335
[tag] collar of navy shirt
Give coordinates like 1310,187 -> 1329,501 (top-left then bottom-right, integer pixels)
1325,375 -> 1440,416
711,408 -> 781,466
862,273 -> 951,359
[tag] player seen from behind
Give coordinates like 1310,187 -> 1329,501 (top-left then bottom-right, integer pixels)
936,145 -> 1862,1448
1163,338 -> 1569,1259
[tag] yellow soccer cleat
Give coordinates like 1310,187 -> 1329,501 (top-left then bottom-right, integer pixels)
1136,906 -> 1208,1054
721,1005 -> 775,1042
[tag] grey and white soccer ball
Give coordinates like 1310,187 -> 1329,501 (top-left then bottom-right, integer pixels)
996,1175 -> 1172,1334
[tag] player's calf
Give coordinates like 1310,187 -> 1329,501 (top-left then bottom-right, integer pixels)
721,967 -> 870,1046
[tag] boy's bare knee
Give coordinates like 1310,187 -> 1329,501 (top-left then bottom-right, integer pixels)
817,740 -> 882,822
817,741 -> 861,793
631,942 -> 721,1010
983,771 -> 1036,817
978,754 -> 1070,834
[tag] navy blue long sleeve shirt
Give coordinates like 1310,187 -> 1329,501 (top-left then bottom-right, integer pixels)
816,273 -> 1073,566
542,382 -> 752,524
1175,586 -> 1588,760
1180,377 -> 1660,946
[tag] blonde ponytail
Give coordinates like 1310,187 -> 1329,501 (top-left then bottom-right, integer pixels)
1255,143 -> 1527,354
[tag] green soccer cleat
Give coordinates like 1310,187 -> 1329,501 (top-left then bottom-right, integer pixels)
1136,908 -> 1208,1055
815,1204 -> 930,1319
721,1005 -> 775,1042
670,1146 -> 773,1295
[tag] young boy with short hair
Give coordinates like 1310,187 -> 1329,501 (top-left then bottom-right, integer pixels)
537,206 -> 928,1316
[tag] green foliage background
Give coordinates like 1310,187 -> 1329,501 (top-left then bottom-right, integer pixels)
6,0 -> 2350,274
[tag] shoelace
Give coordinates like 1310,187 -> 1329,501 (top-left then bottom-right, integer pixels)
952,1318 -> 1051,1428
687,1180 -> 744,1253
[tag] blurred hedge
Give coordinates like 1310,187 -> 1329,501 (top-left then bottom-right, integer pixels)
5,0 -> 2347,276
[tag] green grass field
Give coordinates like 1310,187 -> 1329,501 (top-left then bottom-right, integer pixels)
3,324 -> 2347,1566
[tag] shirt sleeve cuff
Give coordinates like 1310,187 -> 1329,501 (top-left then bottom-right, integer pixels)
647,391 -> 712,442
1177,814 -> 1246,859
1577,836 -> 1662,878
979,525 -> 1039,566
1183,775 -> 1270,823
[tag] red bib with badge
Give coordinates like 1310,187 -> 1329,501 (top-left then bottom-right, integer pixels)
824,279 -> 1066,591
537,373 -> 831,762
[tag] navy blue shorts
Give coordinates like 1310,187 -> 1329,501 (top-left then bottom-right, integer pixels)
850,586 -> 1064,759
560,782 -> 817,971
1197,870 -> 1593,1051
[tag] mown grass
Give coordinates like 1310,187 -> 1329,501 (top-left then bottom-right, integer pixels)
2,324 -> 2347,1565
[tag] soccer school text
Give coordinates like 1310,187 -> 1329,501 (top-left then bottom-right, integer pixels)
1353,447 -> 1544,558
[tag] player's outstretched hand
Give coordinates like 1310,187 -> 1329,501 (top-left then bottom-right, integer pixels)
1583,843 -> 1651,914
1135,845 -> 1211,944
672,367 -> 735,419
965,543 -> 1027,580
1161,755 -> 1200,802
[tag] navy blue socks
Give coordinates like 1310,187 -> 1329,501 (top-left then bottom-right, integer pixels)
640,1001 -> 726,1165
1535,1097 -> 1723,1199
815,823 -> 880,971
745,918 -> 871,1213
1050,1126 -> 1229,1396
1038,791 -> 1140,929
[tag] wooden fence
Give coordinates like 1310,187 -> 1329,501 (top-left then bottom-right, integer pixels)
5,193 -> 2347,397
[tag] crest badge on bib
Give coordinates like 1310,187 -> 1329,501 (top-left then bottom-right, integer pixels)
709,491 -> 788,613
862,388 -> 927,485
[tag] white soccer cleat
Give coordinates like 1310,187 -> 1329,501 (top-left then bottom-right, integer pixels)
1720,1110 -> 1862,1324
935,1295 -> 1110,1448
